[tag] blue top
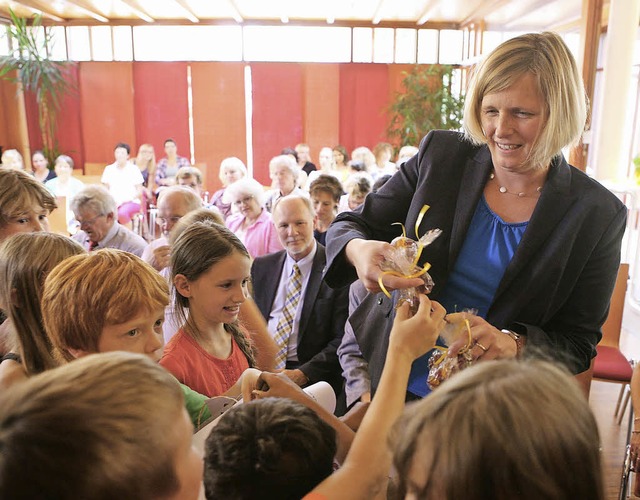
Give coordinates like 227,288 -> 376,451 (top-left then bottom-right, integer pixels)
407,195 -> 528,397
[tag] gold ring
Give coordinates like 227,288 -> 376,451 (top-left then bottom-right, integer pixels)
475,341 -> 488,352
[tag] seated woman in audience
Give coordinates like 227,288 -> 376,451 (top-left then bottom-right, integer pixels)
210,157 -> 247,219
396,144 -> 418,166
0,351 -> 202,500
338,172 -> 372,213
264,154 -> 305,212
309,174 -> 342,245
0,232 -> 85,389
0,148 -> 24,170
31,150 -> 56,183
45,155 -> 85,232
156,138 -> 191,188
225,178 -> 282,259
371,142 -> 396,180
101,142 -> 145,225
306,146 -> 338,188
332,145 -> 350,184
41,248 -> 220,427
350,146 -> 376,174
133,143 -> 157,201
160,220 -> 262,397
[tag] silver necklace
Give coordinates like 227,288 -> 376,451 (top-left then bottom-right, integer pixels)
489,173 -> 543,198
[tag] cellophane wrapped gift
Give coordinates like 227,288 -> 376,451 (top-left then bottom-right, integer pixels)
426,310 -> 477,390
379,228 -> 442,315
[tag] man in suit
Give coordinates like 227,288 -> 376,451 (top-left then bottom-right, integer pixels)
251,194 -> 348,394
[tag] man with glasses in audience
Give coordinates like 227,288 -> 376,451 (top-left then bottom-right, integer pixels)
141,186 -> 202,272
70,185 -> 147,257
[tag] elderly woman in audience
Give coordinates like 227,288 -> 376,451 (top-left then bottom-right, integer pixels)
264,154 -> 305,212
225,178 -> 282,259
0,352 -> 203,500
1,149 -> 24,170
31,150 -> 56,183
0,232 -> 84,390
309,174 -> 343,245
210,157 -> 247,219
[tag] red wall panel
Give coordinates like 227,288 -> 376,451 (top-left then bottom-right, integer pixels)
79,62 -> 136,166
133,62 -> 190,162
191,62 -> 246,193
250,63 -> 303,185
338,63 -> 390,153
302,63 -> 340,162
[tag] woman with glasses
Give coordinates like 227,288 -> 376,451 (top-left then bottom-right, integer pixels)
225,178 -> 282,259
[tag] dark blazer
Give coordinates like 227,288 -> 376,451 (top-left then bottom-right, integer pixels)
325,130 -> 627,392
251,244 -> 349,391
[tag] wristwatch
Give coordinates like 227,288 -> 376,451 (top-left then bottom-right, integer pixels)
501,329 -> 524,357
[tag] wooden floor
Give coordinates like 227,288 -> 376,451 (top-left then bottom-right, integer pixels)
594,327 -> 640,499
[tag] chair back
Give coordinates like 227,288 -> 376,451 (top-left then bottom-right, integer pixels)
600,263 -> 629,348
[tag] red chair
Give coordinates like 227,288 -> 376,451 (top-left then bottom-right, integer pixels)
593,263 -> 633,424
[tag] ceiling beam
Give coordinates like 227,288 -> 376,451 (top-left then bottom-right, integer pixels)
460,0 -> 511,27
171,0 -> 200,23
118,0 -> 154,23
227,0 -> 243,23
416,0 -> 437,25
63,0 -> 109,22
9,0 -> 65,22
372,0 -> 386,25
501,0 -> 560,29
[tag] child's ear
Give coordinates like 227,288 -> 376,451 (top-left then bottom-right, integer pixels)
67,347 -> 89,359
174,274 -> 191,298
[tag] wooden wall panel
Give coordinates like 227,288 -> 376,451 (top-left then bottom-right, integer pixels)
251,62 -> 303,185
79,62 -> 136,166
301,63 -> 340,162
338,63 -> 391,154
133,62 -> 190,162
0,74 -> 30,166
190,62 -> 247,193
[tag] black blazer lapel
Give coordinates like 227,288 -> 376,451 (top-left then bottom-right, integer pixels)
449,148 -> 494,273
493,156 -> 576,300
254,251 -> 286,318
298,245 -> 325,340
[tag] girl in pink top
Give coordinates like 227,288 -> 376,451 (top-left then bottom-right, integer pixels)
160,220 -> 260,397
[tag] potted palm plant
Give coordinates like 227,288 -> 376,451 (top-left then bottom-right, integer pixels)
387,64 -> 465,148
0,9 -> 74,165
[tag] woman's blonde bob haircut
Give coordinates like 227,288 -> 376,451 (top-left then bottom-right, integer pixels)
392,358 -> 603,500
0,351 -> 185,499
463,31 -> 588,170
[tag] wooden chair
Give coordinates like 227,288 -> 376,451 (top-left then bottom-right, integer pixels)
592,263 -> 633,424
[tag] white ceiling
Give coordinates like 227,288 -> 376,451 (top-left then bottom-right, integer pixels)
0,0 -> 600,33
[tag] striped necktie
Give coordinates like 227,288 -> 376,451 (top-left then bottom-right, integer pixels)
273,264 -> 302,370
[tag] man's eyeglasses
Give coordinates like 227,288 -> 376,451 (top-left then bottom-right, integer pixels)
77,214 -> 105,227
156,216 -> 182,225
233,196 -> 254,206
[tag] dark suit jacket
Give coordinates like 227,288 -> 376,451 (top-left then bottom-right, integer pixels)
251,244 -> 349,391
325,130 -> 627,392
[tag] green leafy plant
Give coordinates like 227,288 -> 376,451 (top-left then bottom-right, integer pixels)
387,64 -> 465,147
0,9 -> 74,164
